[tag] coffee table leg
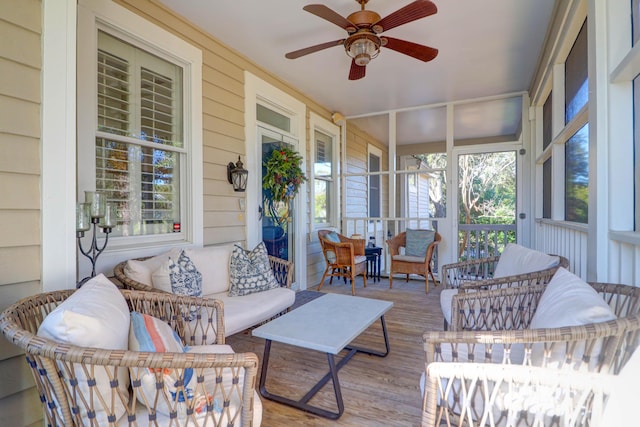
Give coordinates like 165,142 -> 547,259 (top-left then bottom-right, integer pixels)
345,315 -> 390,357
259,339 -> 345,419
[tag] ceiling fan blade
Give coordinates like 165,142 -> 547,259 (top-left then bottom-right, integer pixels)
285,39 -> 345,59
383,36 -> 438,62
303,4 -> 357,32
349,59 -> 366,80
373,0 -> 437,33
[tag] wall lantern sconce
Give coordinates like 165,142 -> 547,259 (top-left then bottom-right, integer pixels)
227,156 -> 248,192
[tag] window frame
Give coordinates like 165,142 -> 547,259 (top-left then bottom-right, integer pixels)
77,0 -> 203,258
309,112 -> 340,230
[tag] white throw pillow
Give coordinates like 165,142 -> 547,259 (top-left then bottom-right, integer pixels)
125,247 -> 182,286
530,268 -> 615,329
493,243 -> 560,279
529,268 -> 616,370
185,244 -> 234,295
37,274 -> 130,424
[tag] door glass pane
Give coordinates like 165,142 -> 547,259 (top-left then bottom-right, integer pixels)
457,152 -> 516,261
369,152 -> 380,217
260,129 -> 300,262
257,104 -> 290,133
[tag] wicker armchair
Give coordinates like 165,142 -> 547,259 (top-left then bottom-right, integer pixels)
114,254 -> 293,292
439,249 -> 569,329
386,231 -> 442,293
421,281 -> 640,426
0,289 -> 261,427
318,229 -> 367,295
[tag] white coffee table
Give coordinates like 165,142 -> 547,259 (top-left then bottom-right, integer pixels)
252,293 -> 393,419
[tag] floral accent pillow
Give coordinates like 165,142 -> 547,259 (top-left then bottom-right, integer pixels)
228,242 -> 280,296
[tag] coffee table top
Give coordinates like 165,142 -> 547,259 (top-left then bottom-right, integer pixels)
252,293 -> 393,354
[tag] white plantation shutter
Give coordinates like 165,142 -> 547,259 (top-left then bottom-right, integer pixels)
95,31 -> 183,237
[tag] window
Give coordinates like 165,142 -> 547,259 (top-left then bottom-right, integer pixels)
542,93 -> 553,219
313,130 -> 334,226
96,32 -> 183,237
634,75 -> 640,228
564,19 -> 589,223
77,0 -> 202,248
368,147 -> 381,218
565,124 -> 589,223
565,21 -> 588,123
310,113 -> 339,229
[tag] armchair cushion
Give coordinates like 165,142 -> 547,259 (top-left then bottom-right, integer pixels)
530,268 -> 615,329
493,243 -> 560,278
37,275 -> 130,424
405,228 -> 435,257
229,243 -> 280,296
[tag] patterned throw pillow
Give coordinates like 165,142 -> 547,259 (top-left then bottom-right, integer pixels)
169,251 -> 202,297
229,242 -> 280,296
405,229 -> 435,257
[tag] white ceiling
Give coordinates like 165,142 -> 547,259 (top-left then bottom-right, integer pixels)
157,0 -> 556,146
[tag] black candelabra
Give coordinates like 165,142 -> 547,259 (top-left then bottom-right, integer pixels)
76,191 -> 117,287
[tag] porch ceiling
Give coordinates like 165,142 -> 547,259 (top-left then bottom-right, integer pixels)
157,0 -> 556,146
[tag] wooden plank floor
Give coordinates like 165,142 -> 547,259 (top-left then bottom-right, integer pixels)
225,276 -> 444,426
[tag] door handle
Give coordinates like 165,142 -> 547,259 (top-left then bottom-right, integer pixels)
258,205 -> 263,221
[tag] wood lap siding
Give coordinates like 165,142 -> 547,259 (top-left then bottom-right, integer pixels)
0,0 -> 45,425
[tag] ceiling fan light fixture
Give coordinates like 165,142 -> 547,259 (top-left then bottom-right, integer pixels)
345,33 -> 381,66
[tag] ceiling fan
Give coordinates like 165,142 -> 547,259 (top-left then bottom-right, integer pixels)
285,0 -> 439,80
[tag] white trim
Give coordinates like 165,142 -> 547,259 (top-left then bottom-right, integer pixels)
77,0 -> 203,277
367,144 -> 383,219
41,0 -> 77,291
309,112 -> 340,232
244,71 -> 307,289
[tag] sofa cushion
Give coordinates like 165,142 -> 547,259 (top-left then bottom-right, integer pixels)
602,346 -> 640,424
185,244 -> 234,295
229,243 -> 279,297
211,287 -> 296,337
124,247 -> 182,286
405,229 -> 435,257
37,274 -> 130,424
493,243 -> 560,279
440,288 -> 458,326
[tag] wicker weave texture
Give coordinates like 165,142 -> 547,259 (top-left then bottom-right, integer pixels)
0,289 -> 260,427
317,229 -> 368,295
421,282 -> 640,427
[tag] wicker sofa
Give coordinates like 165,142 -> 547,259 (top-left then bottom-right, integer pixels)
0,276 -> 261,426
114,244 -> 295,337
421,270 -> 640,426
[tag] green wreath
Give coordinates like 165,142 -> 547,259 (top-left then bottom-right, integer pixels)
262,147 -> 307,203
